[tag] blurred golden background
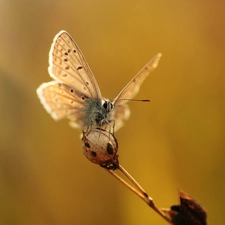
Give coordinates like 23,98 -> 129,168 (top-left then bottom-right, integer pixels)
0,1 -> 224,225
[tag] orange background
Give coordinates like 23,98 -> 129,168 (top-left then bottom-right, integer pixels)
0,1 -> 224,225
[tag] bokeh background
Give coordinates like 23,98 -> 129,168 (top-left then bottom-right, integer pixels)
0,1 -> 224,224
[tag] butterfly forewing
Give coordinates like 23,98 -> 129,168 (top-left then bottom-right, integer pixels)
110,53 -> 162,131
48,30 -> 102,99
113,53 -> 162,106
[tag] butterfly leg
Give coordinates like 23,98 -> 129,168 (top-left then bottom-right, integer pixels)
105,119 -> 115,135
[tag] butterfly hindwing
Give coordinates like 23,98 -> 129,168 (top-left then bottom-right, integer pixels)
37,81 -> 87,128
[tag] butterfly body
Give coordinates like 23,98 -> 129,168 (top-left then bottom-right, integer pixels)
82,98 -> 113,129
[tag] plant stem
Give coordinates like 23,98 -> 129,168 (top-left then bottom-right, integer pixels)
105,164 -> 173,224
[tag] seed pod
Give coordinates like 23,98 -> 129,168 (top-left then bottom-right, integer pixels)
82,128 -> 119,170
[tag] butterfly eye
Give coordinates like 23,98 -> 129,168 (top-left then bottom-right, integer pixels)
103,101 -> 108,109
102,101 -> 113,113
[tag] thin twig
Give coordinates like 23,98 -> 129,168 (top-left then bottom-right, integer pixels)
106,169 -> 147,202
105,164 -> 173,224
118,164 -> 150,199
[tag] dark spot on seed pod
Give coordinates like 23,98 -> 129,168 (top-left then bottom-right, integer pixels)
106,143 -> 114,155
73,49 -> 76,53
86,81 -> 89,85
91,151 -> 97,157
68,49 -> 71,53
65,65 -> 69,70
65,52 -> 68,56
85,142 -> 90,148
64,58 -> 68,62
77,66 -> 82,70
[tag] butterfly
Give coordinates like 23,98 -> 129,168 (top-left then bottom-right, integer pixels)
36,30 -> 162,134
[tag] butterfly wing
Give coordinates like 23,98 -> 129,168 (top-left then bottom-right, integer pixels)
48,30 -> 102,99
112,104 -> 130,132
37,81 -> 89,129
113,53 -> 162,105
37,30 -> 104,129
111,53 -> 162,131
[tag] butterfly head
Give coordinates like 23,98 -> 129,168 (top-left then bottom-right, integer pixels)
102,99 -> 113,113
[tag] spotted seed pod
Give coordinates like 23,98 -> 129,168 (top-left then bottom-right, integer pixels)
82,128 -> 119,170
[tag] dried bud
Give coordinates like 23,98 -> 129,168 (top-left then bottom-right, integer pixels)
163,190 -> 207,225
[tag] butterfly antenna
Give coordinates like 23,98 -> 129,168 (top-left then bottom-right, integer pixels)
119,98 -> 151,102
